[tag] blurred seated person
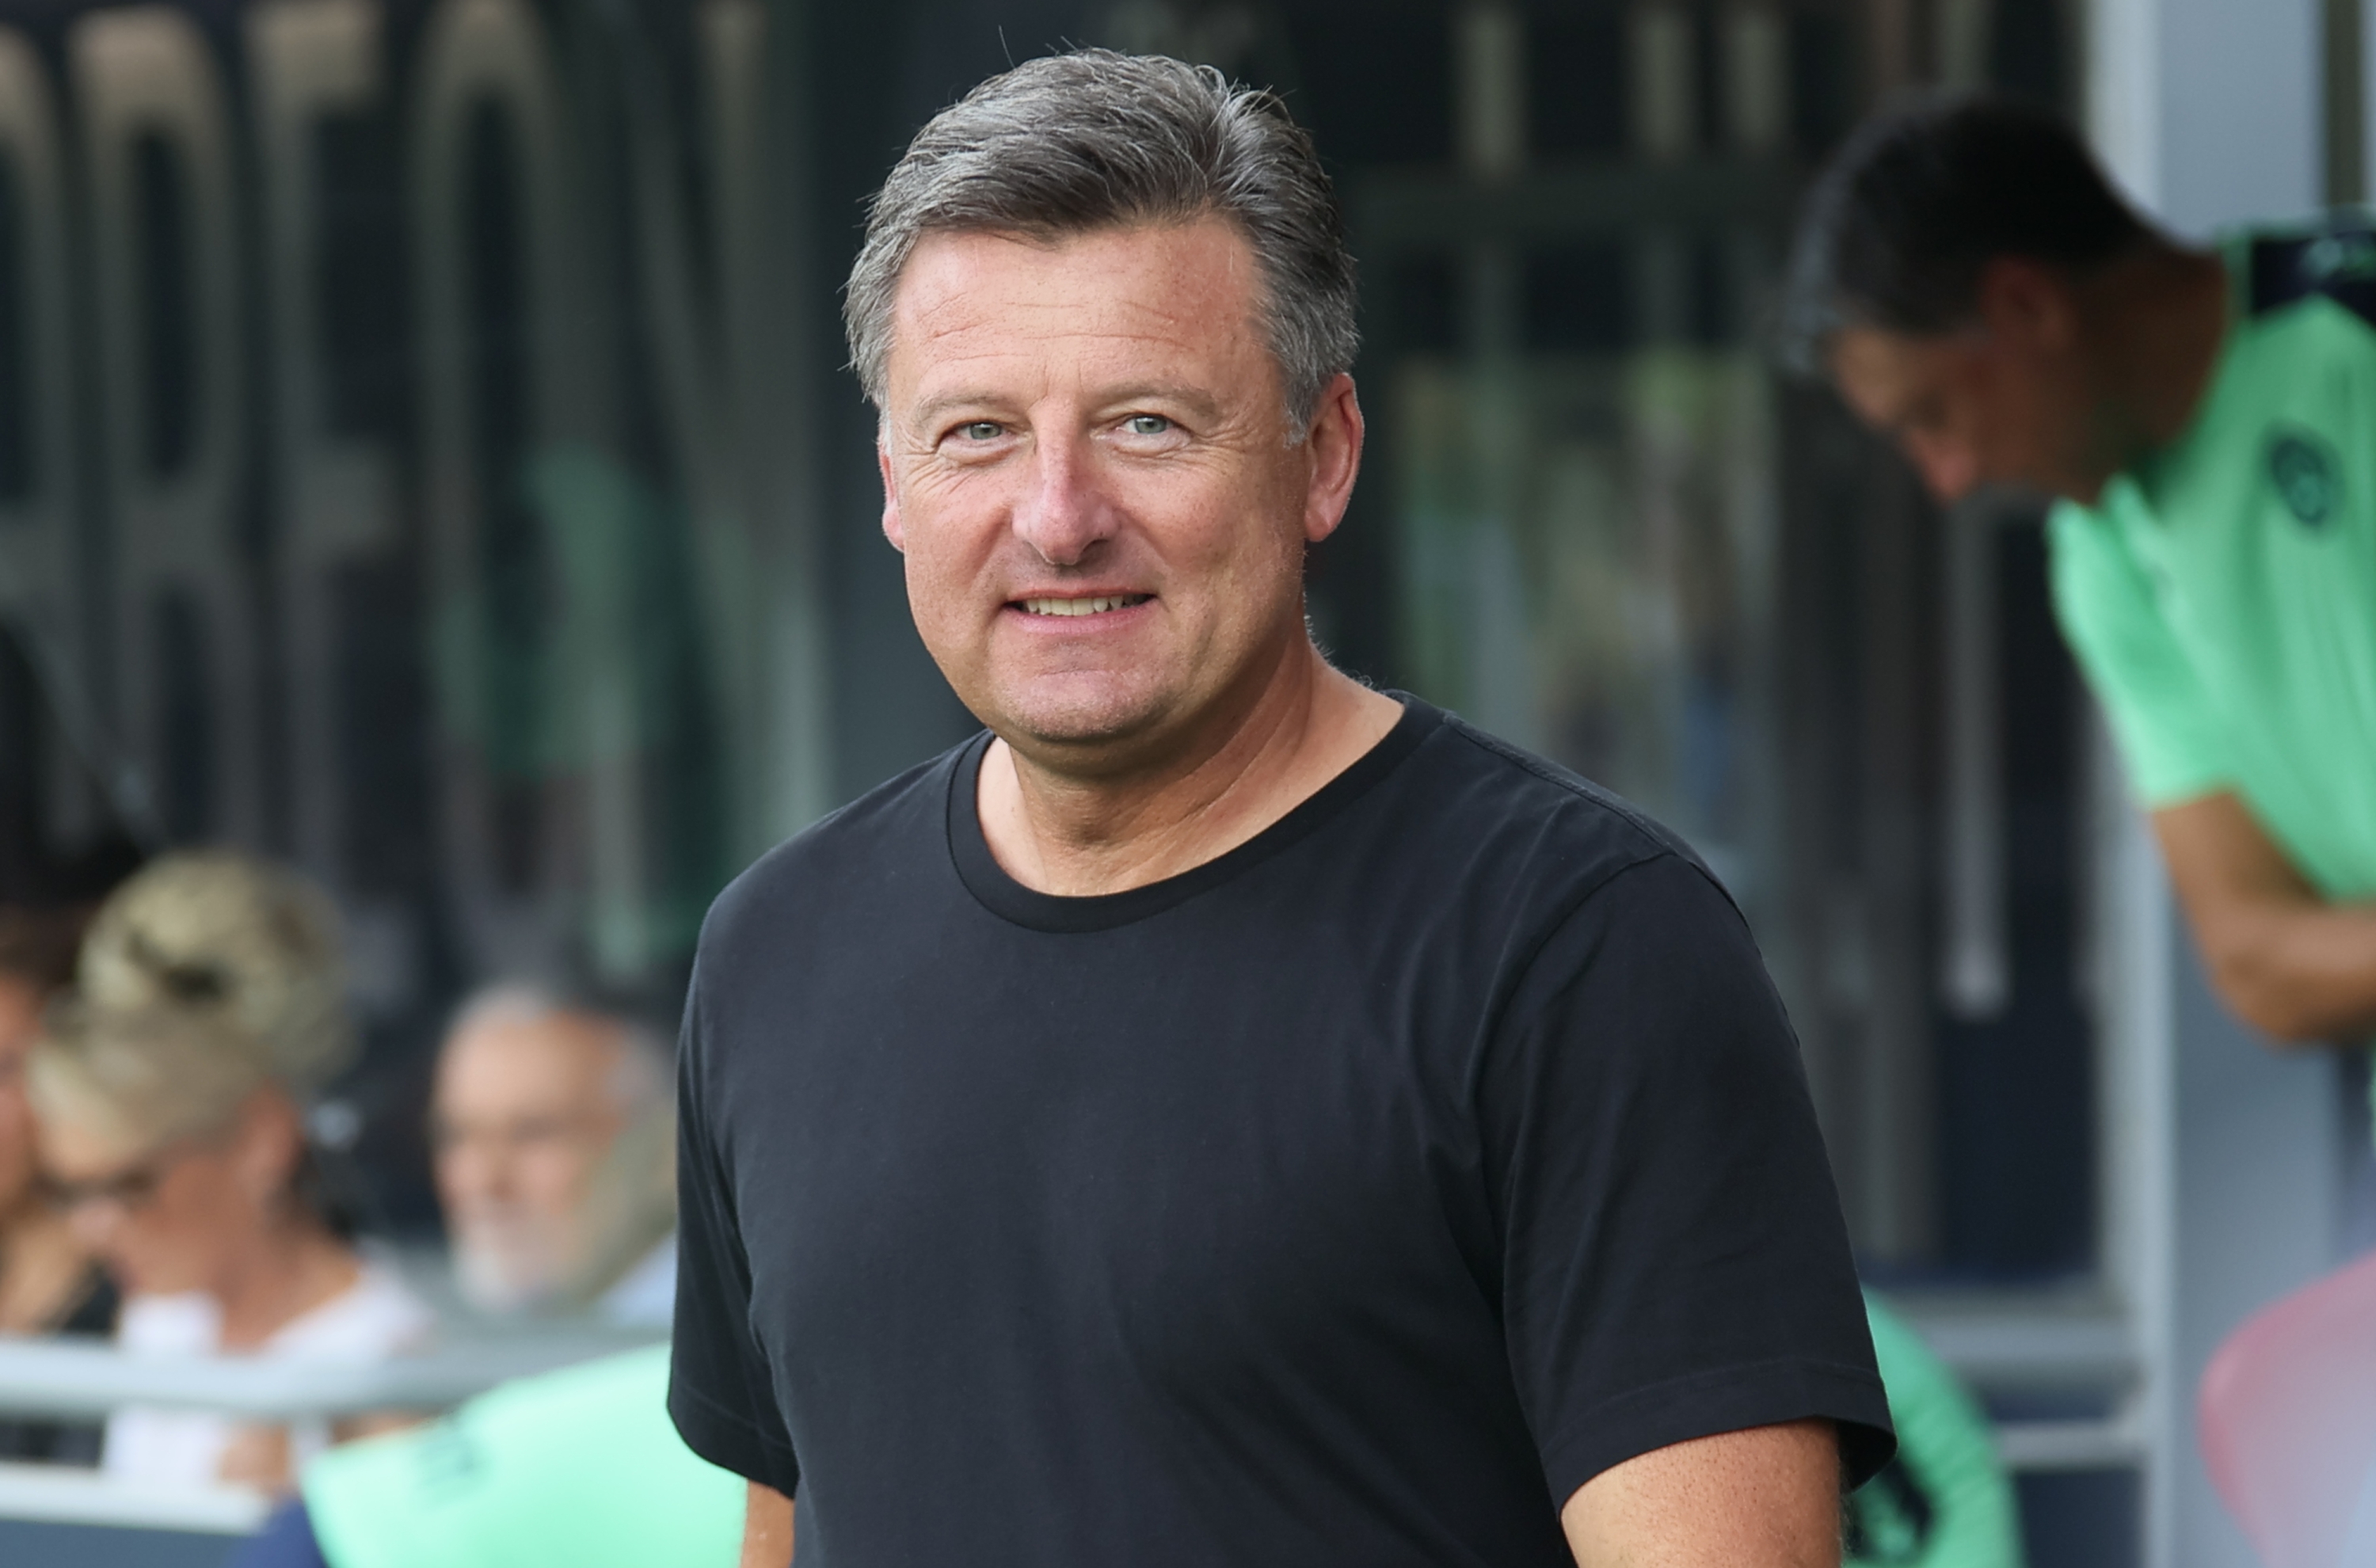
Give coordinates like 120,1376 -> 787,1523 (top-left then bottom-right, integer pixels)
227,1344 -> 740,1568
0,905 -> 116,1464
1849,1292 -> 2027,1568
431,986 -> 675,1327
29,851 -> 432,1494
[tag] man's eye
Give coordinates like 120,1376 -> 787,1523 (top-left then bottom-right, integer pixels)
1124,415 -> 1173,437
956,421 -> 1003,442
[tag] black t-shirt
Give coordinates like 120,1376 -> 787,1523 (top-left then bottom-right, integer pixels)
670,698 -> 1893,1565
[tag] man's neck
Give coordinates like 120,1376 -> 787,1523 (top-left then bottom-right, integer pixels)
2089,244 -> 2231,466
978,641 -> 1404,897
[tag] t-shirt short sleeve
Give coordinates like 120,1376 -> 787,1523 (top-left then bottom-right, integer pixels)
668,972 -> 801,1498
1484,853 -> 1894,1508
2047,498 -> 2237,806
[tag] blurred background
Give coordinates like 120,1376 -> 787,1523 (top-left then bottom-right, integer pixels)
0,0 -> 2355,1564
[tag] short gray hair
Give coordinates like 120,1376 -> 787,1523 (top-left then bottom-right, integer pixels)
844,49 -> 1360,432
444,982 -> 670,1113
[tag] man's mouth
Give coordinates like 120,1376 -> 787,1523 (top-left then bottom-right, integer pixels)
1016,594 -> 1152,618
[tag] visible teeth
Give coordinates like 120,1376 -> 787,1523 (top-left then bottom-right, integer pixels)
1022,595 -> 1145,617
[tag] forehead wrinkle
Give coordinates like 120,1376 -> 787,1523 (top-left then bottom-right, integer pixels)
911,299 -> 1243,356
886,224 -> 1272,419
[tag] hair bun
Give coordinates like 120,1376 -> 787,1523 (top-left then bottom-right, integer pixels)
76,851 -> 356,1094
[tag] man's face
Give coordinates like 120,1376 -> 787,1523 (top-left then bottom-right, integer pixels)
1828,260 -> 2114,506
1830,323 -> 2104,504
431,1011 -> 626,1313
877,220 -> 1354,764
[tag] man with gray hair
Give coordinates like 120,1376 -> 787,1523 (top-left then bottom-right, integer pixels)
671,50 -> 1891,1566
431,985 -> 676,1326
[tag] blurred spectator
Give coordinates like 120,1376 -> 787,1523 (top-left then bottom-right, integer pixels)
430,986 -> 675,1326
227,1345 -> 741,1568
0,905 -> 116,1465
1786,97 -> 2376,1050
1849,1292 -> 2027,1568
28,851 -> 431,1494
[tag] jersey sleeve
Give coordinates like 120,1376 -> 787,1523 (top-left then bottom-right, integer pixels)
1482,854 -> 1894,1508
2047,498 -> 2237,806
668,967 -> 802,1497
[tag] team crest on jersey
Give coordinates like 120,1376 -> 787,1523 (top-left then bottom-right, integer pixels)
2269,430 -> 2340,527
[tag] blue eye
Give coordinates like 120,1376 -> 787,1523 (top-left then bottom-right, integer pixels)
958,421 -> 1002,441
1125,415 -> 1172,436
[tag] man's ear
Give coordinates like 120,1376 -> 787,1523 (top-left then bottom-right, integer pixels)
1301,372 -> 1365,545
1977,256 -> 2080,356
877,424 -> 905,554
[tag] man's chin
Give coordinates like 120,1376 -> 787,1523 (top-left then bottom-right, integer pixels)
989,681 -> 1176,759
453,1244 -> 568,1315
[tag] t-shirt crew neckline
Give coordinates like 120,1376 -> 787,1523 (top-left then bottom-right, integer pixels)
948,695 -> 1441,934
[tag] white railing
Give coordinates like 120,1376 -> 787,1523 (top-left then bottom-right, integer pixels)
0,1328 -> 662,1536
0,1329 -> 659,1420
0,1461 -> 271,1535
1898,1289 -> 2151,1479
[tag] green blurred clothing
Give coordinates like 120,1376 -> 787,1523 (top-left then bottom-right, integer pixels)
1848,1292 -> 2027,1568
2050,223 -> 2376,900
302,1345 -> 741,1568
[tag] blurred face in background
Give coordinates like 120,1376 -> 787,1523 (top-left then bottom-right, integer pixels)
0,975 -> 44,1216
1827,260 -> 2115,506
38,1089 -> 305,1298
432,1008 -> 630,1313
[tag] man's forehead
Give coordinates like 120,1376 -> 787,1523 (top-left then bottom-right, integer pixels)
1830,325 -> 1963,420
883,221 -> 1266,394
439,1013 -> 621,1098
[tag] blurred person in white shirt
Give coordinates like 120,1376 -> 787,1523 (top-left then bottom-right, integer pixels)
28,851 -> 431,1494
429,986 -> 675,1329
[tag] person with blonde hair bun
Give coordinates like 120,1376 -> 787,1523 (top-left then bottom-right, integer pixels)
29,850 -> 430,1494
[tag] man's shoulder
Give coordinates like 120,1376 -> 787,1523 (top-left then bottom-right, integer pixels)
2234,217 -> 2376,337
1395,707 -> 1727,918
2229,294 -> 2376,397
697,736 -> 976,953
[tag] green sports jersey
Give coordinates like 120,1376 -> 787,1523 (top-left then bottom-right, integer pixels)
1847,1292 -> 2026,1568
2050,221 -> 2376,898
301,1345 -> 742,1568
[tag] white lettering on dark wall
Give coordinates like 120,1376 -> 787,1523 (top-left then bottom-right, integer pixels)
0,0 -> 814,989
74,4 -> 256,847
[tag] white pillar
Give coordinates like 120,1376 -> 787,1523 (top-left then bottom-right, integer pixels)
2085,8 -> 2332,1565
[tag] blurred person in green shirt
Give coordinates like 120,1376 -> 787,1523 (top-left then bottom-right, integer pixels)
1785,95 -> 2376,1051
1850,1293 -> 2028,1568
227,1345 -> 741,1568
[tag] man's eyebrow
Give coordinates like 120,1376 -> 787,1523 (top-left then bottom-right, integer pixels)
904,382 -> 1228,428
906,391 -> 1011,429
1095,382 -> 1224,420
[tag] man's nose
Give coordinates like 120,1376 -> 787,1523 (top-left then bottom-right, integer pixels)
1011,432 -> 1115,566
1909,434 -> 1981,504
441,1144 -> 509,1202
66,1201 -> 120,1251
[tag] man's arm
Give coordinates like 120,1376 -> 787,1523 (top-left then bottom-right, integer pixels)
1559,1420 -> 1840,1567
741,1482 -> 793,1568
2154,792 -> 2376,1043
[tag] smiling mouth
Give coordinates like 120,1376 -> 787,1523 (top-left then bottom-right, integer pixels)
1017,594 -> 1152,617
